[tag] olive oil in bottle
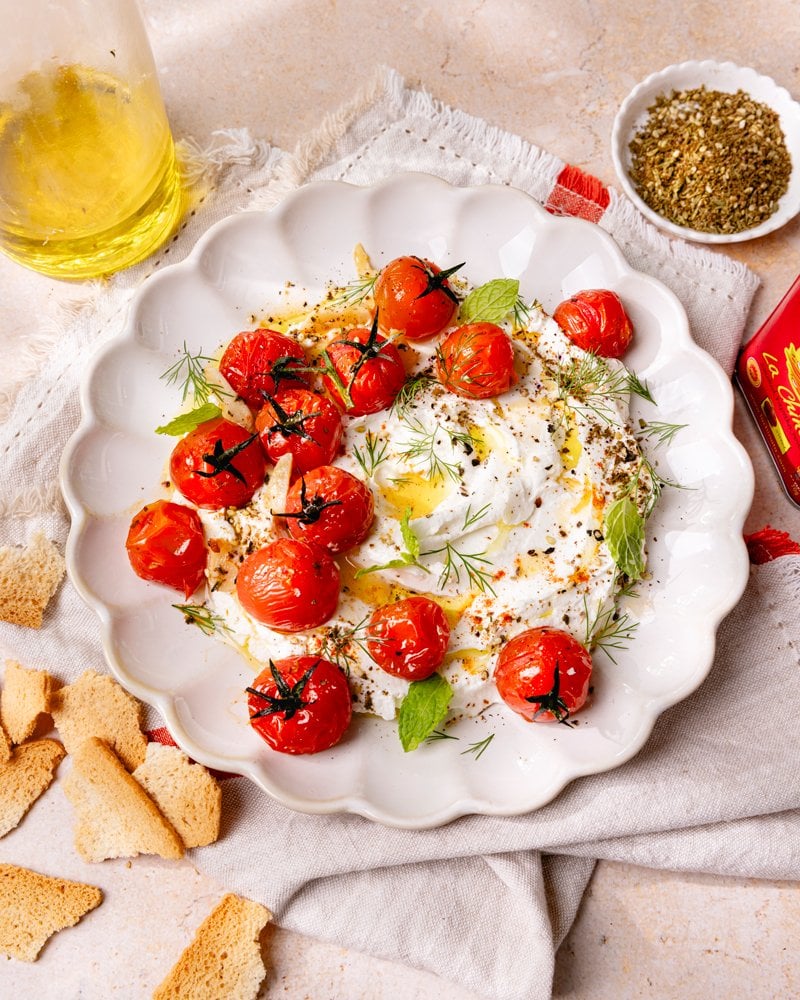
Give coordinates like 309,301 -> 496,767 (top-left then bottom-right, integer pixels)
0,63 -> 183,278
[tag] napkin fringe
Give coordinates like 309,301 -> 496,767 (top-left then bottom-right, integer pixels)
604,190 -> 761,302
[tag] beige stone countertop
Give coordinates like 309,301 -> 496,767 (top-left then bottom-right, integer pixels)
1,1 -> 798,998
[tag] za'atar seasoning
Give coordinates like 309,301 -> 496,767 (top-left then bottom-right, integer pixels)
736,275 -> 800,507
628,86 -> 791,234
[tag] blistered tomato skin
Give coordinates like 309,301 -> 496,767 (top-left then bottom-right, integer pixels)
125,500 -> 207,598
236,538 -> 340,632
374,255 -> 460,341
367,596 -> 451,681
323,324 -> 406,416
436,322 -> 518,399
279,465 -> 374,554
255,387 -> 343,476
247,655 -> 352,755
494,626 -> 592,723
169,416 -> 268,510
553,289 -> 633,359
219,328 -> 308,408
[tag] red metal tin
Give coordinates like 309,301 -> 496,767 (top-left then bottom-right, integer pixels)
736,274 -> 800,508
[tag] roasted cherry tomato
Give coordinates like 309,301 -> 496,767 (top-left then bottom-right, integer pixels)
323,314 -> 406,415
553,289 -> 634,359
169,416 -> 267,510
276,465 -> 374,554
255,387 -> 343,476
435,322 -> 517,399
125,500 -> 206,598
246,655 -> 352,755
494,626 -> 592,724
236,537 -> 340,631
374,255 -> 463,340
367,596 -> 450,681
219,328 -> 308,408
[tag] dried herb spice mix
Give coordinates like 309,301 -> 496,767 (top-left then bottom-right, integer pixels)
628,86 -> 791,234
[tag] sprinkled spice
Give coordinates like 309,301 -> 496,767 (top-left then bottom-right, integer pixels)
628,86 -> 791,234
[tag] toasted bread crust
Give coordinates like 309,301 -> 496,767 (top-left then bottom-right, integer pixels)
63,738 -> 184,862
0,739 -> 65,838
0,864 -> 102,962
0,532 -> 65,629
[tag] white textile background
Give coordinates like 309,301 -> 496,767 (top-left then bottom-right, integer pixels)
1,69 -> 798,1000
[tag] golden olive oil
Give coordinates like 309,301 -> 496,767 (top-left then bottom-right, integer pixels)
0,64 -> 183,278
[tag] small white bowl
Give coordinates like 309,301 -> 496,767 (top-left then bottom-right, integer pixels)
611,60 -> 800,243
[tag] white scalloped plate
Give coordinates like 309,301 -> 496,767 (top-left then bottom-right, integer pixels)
60,174 -> 753,828
611,60 -> 800,243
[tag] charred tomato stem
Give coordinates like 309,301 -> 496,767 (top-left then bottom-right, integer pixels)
197,433 -> 260,484
246,658 -> 319,721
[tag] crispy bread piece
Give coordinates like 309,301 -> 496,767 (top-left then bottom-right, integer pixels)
132,743 -> 221,849
0,721 -> 11,764
0,659 -> 55,745
63,738 -> 184,862
0,739 -> 65,838
153,893 -> 272,1000
0,864 -> 102,962
0,532 -> 65,628
50,669 -> 147,771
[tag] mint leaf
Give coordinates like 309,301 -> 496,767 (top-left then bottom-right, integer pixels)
398,674 -> 453,752
400,507 -> 420,560
156,402 -> 221,436
605,496 -> 645,581
459,278 -> 520,324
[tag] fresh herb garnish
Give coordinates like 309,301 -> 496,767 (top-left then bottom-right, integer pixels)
172,603 -> 229,636
462,503 -> 491,532
355,508 -> 428,577
637,420 -> 688,446
425,729 -> 460,743
525,664 -> 575,727
584,598 -> 638,664
352,430 -> 389,478
423,540 -> 496,595
398,417 -> 476,483
156,402 -> 222,436
459,278 -> 519,324
391,372 -> 435,418
460,733 -> 495,759
328,272 -> 378,307
246,659 -> 318,721
604,496 -> 646,582
319,615 -> 381,674
552,353 -> 655,423
397,674 -> 454,751
161,342 -> 231,405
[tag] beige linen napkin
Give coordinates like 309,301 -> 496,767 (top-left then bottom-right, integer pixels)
1,69 -> 798,1000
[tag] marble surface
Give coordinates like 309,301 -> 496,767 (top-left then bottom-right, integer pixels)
1,1 -> 798,997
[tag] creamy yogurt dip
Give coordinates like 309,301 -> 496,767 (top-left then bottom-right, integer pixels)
193,294 -> 647,722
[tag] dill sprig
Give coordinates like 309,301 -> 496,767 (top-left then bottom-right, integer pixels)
161,342 -> 231,405
552,353 -> 655,424
391,372 -> 435,418
172,603 -> 229,636
637,420 -> 688,446
327,273 -> 378,308
462,503 -> 491,531
398,417 -> 477,483
319,614 -> 383,673
423,540 -> 496,595
425,729 -> 460,744
352,430 -> 389,478
583,598 -> 638,664
460,733 -> 495,759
